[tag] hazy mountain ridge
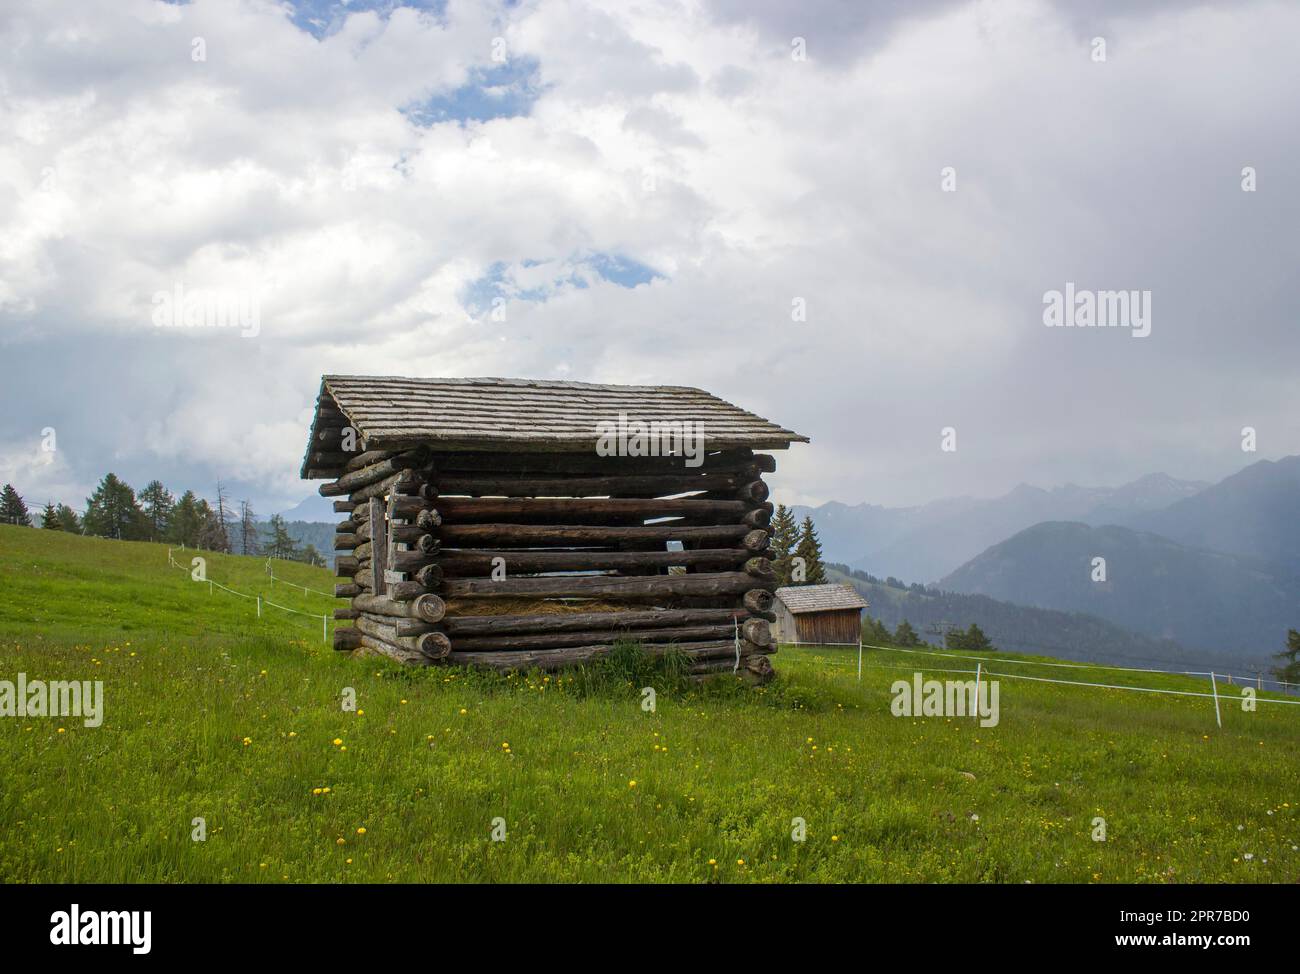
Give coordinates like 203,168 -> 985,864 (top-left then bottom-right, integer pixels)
795,472 -> 1209,582
277,494 -> 344,522
1119,456 -> 1300,573
827,566 -> 1210,671
936,521 -> 1299,665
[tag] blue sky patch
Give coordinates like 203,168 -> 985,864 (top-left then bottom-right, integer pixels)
462,254 -> 663,316
402,58 -> 543,126
286,0 -> 446,41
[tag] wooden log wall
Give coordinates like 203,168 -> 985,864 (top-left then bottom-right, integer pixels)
318,430 -> 779,682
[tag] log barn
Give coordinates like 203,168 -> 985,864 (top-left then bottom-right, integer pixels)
772,584 -> 869,646
302,375 -> 808,682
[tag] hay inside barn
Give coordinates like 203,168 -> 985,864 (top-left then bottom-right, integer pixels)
302,375 -> 808,682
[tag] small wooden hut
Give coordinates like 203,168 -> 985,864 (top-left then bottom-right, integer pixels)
772,584 -> 869,646
302,375 -> 807,682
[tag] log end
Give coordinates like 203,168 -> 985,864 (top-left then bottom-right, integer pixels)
742,618 -> 772,647
418,631 -> 453,659
413,593 -> 447,624
742,589 -> 776,621
742,653 -> 775,685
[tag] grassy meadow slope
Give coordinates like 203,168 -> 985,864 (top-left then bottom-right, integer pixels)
1,525 -> 1297,883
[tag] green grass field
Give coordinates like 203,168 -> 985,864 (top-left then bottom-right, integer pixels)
1,524 -> 1297,883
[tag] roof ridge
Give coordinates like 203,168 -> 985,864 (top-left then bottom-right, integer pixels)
302,374 -> 809,478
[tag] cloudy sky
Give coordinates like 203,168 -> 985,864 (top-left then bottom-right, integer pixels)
2,0 -> 1297,516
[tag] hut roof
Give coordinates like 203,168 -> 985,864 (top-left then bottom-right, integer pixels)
775,583 -> 869,614
302,375 -> 808,477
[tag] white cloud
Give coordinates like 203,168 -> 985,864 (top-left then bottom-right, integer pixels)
1,0 -> 1297,515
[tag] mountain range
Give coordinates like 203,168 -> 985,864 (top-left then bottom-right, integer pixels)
1107,456 -> 1300,575
827,566 -> 1208,671
937,521 -> 1300,663
793,472 -> 1208,583
278,494 -> 344,522
799,455 -> 1300,666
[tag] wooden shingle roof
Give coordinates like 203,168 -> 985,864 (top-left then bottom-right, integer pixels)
775,583 -> 869,614
302,375 -> 808,476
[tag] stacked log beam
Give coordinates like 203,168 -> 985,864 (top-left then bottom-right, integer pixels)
327,448 -> 779,682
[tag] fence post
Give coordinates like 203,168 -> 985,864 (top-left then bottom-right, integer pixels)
322,615 -> 327,644
1210,671 -> 1222,728
257,596 -> 261,619
857,637 -> 863,682
974,662 -> 982,720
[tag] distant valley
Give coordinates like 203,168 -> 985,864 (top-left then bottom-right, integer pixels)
798,455 -> 1300,669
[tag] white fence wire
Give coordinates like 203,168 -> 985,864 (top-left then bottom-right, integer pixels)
263,557 -> 335,598
167,547 -> 332,642
787,639 -> 1300,727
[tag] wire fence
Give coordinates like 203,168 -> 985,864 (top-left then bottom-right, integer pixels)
784,638 -> 1300,729
263,557 -> 336,598
166,546 -> 334,642
872,642 -> 1300,692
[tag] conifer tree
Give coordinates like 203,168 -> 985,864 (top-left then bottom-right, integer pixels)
862,616 -> 893,646
137,480 -> 175,541
1273,629 -> 1300,684
195,498 -> 231,552
949,623 -> 993,653
893,619 -> 920,647
54,504 -> 81,533
793,516 -> 827,584
168,491 -> 204,547
264,514 -> 298,560
769,504 -> 798,586
0,484 -> 32,526
82,474 -> 144,539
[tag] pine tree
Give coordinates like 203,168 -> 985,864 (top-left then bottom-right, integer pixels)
793,516 -> 827,584
54,504 -> 81,533
299,543 -> 324,567
1273,629 -> 1300,685
862,616 -> 893,647
40,501 -> 59,529
1,484 -> 32,526
167,491 -> 204,547
82,474 -> 144,539
195,498 -> 230,552
137,480 -> 175,541
769,504 -> 798,586
893,619 -> 920,647
949,623 -> 993,653
264,514 -> 298,561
